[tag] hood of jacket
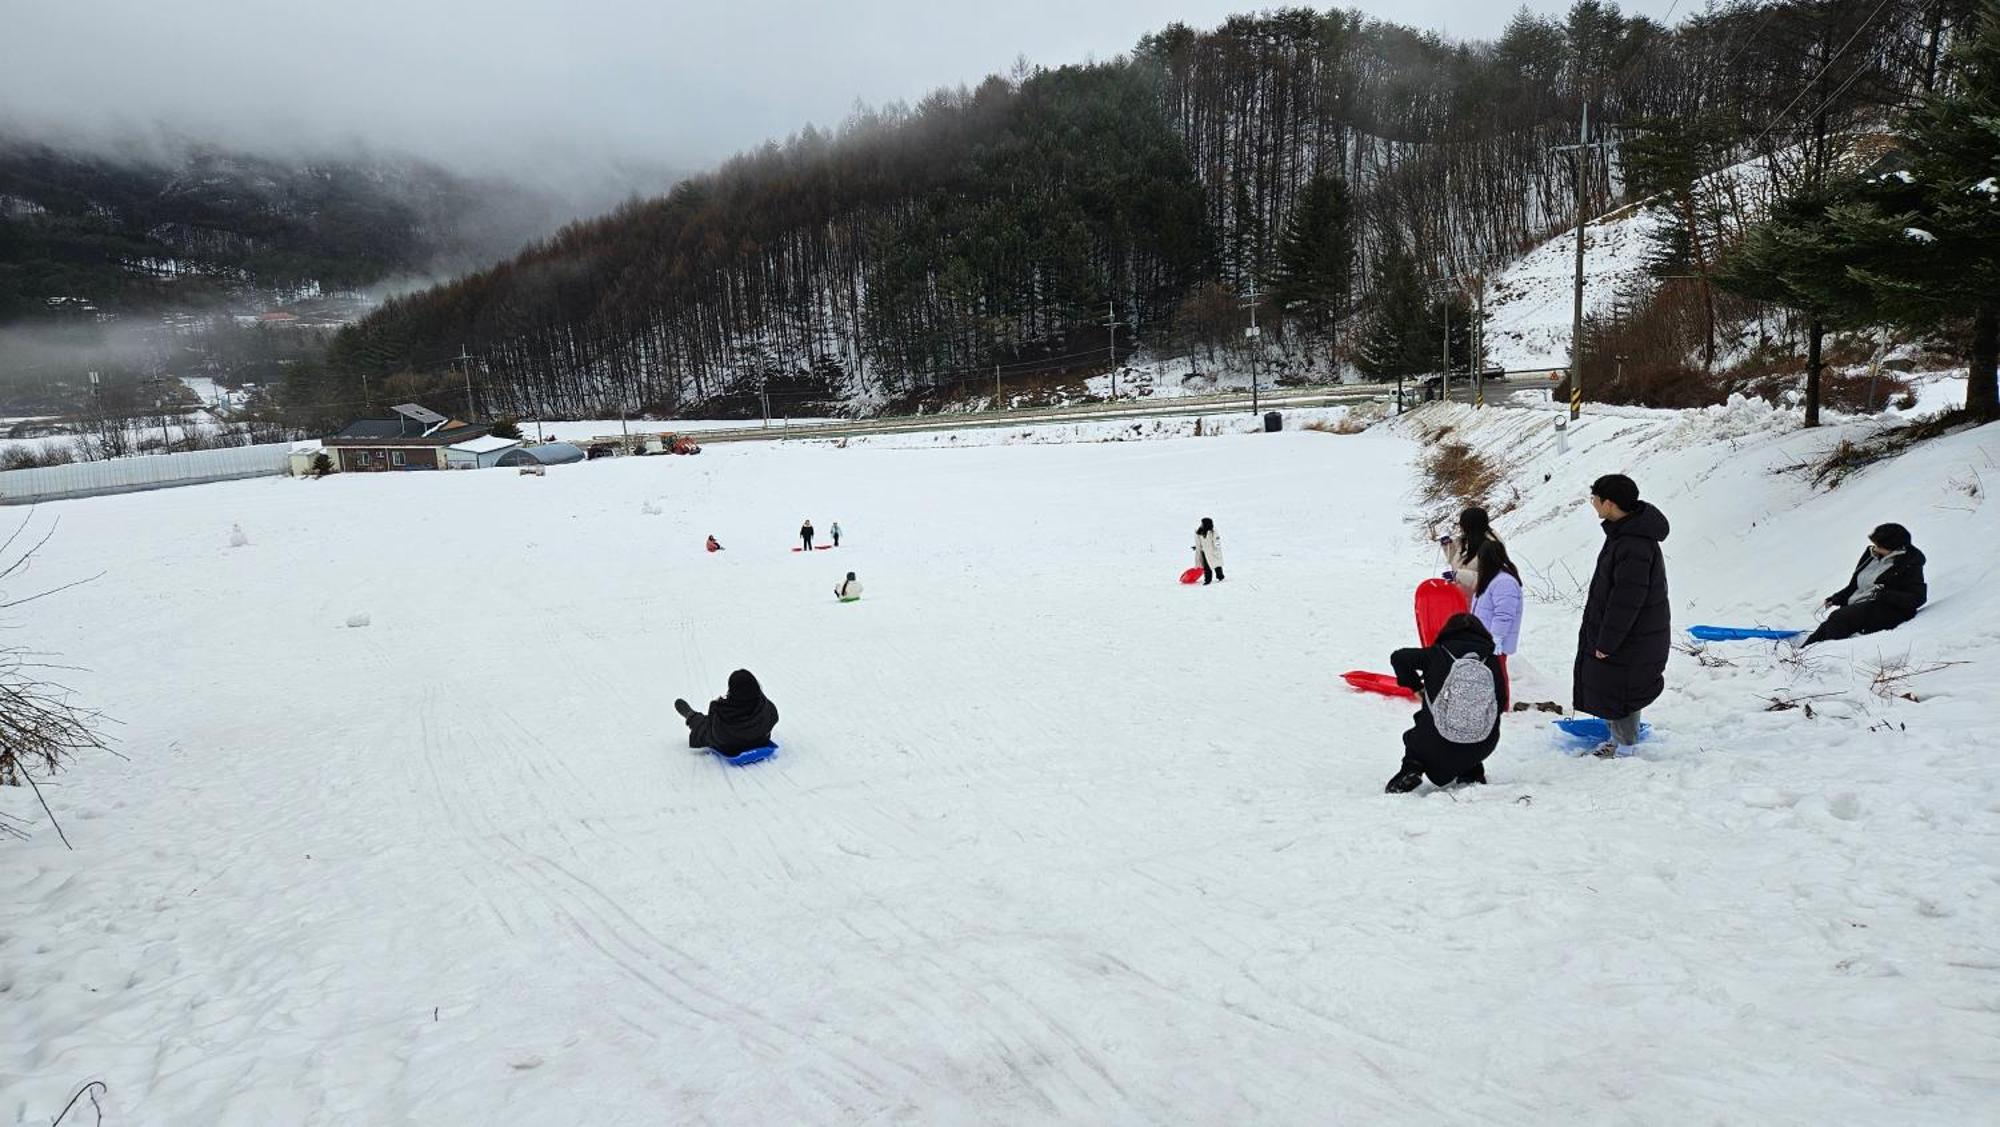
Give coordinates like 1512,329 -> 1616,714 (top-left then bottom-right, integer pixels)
1433,620 -> 1497,658
1604,500 -> 1670,544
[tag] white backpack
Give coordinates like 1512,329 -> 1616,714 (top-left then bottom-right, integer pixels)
1425,647 -> 1499,745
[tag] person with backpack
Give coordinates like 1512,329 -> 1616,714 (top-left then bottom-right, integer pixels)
1440,506 -> 1501,597
799,519 -> 815,552
1385,613 -> 1507,792
1575,474 -> 1671,759
834,571 -> 863,601
830,521 -> 842,548
1193,517 -> 1225,584
674,669 -> 779,755
1471,539 -> 1524,696
1804,523 -> 1927,646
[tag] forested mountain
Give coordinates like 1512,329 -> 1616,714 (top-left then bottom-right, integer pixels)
0,136 -> 572,320
317,1 -> 1982,422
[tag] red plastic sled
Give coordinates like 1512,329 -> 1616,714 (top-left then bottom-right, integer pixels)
1414,578 -> 1470,646
1179,566 -> 1205,585
1342,670 -> 1415,699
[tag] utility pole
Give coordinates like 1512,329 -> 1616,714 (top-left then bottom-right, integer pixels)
454,345 -> 476,421
1104,303 -> 1120,399
994,362 -> 1001,410
1472,279 -> 1487,408
760,373 -> 770,428
1552,102 -> 1621,422
1441,289 -> 1452,404
1241,282 -> 1263,415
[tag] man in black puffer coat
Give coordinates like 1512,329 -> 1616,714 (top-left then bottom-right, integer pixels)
1574,474 -> 1671,758
675,669 -> 779,754
1385,613 -> 1508,792
1804,522 -> 1928,646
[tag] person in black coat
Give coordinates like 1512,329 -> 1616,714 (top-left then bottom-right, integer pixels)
1385,613 -> 1508,792
1804,523 -> 1928,646
1574,474 -> 1671,758
675,669 -> 779,754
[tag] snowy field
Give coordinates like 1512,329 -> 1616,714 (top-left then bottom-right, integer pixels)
4,403 -> 1999,1124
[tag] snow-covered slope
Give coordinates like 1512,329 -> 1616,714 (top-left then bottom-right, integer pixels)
3,403 -> 1997,1124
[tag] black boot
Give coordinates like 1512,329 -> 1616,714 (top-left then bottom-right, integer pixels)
1455,763 -> 1487,785
1215,568 -> 1225,581
1385,767 -> 1426,794
674,698 -> 692,718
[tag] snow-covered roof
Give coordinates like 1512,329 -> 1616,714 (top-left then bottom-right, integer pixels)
447,435 -> 521,454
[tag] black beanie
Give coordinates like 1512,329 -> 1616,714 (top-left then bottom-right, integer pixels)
1591,473 -> 1640,510
1869,523 -> 1912,551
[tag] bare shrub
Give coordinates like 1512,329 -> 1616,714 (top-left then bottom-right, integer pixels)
0,512 -> 111,847
1419,440 -> 1505,507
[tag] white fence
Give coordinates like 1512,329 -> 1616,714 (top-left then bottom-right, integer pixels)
0,443 -> 294,505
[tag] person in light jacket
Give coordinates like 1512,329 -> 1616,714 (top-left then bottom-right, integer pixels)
1471,538 -> 1524,696
1804,523 -> 1928,645
1193,517 -> 1226,584
1440,506 -> 1501,597
835,571 -> 863,600
830,521 -> 842,548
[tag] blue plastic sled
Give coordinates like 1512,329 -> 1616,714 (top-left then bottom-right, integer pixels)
1553,717 -> 1652,750
711,742 -> 778,766
1688,625 -> 1804,642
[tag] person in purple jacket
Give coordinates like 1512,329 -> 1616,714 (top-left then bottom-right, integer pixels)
1471,539 -> 1523,697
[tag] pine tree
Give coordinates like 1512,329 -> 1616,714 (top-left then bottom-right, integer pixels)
1724,1 -> 2000,418
1269,172 -> 1355,363
1355,242 -> 1433,381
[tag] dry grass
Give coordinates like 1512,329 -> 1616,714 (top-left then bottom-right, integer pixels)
1420,440 -> 1506,506
1802,408 -> 1990,490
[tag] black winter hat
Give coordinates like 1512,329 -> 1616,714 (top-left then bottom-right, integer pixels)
1869,522 -> 1913,551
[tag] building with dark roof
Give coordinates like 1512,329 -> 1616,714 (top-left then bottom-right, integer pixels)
322,404 -> 490,472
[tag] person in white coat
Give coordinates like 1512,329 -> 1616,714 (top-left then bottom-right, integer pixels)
834,571 -> 863,601
1193,517 -> 1226,584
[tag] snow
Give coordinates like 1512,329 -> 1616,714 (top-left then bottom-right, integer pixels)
1904,227 -> 1938,243
445,434 -> 520,454
1480,203 -> 1666,374
3,403 -> 1999,1123
1974,177 -> 1999,196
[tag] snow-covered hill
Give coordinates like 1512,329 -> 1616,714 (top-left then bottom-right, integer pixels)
2,402 -> 1996,1123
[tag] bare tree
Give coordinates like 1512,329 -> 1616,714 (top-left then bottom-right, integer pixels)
0,511 -> 110,849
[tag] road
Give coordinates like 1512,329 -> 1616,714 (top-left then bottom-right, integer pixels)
685,379 -> 1508,445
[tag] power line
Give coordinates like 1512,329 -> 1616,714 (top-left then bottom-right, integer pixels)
1745,0 -> 1895,153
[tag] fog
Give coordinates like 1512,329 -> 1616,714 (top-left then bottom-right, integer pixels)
4,0 -> 1683,188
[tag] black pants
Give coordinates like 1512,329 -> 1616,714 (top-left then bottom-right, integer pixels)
1805,601 -> 1911,646
832,532 -> 840,547
1201,559 -> 1224,584
801,533 -> 813,551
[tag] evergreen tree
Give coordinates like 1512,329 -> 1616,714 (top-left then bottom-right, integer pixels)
1724,0 -> 2000,419
1269,172 -> 1355,361
1355,242 -> 1433,380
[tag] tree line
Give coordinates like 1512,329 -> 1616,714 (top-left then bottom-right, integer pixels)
313,1 -> 1988,423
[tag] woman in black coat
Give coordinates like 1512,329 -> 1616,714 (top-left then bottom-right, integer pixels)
1804,523 -> 1928,646
675,669 -> 779,754
1386,613 -> 1508,792
1574,475 -> 1671,756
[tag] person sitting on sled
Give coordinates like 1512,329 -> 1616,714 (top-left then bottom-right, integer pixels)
706,534 -> 724,553
1804,522 -> 1928,646
675,669 -> 778,755
834,571 -> 863,601
1385,613 -> 1506,793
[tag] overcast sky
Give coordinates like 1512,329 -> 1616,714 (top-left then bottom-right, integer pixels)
3,0 -> 1686,185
